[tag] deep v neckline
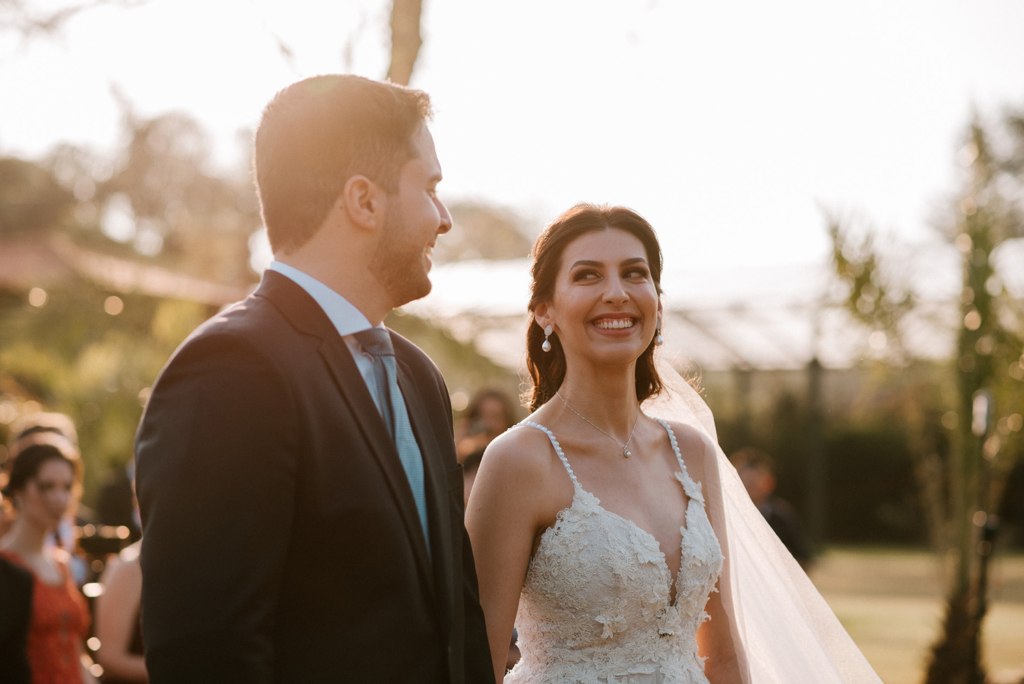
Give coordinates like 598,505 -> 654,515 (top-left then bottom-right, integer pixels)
573,484 -> 694,607
524,418 -> 700,608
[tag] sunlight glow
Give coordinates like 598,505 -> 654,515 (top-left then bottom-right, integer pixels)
28,287 -> 47,307
2,0 -> 1024,272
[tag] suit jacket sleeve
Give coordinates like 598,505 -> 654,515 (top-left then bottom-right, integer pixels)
461,523 -> 496,682
135,331 -> 298,684
434,378 -> 495,684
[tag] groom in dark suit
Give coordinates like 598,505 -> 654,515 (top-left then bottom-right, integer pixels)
135,75 -> 495,684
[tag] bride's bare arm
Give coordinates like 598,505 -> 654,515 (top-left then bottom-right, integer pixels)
466,428 -> 566,684
697,583 -> 743,683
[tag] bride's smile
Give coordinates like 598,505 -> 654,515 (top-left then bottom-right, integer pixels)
591,315 -> 637,331
535,228 -> 661,368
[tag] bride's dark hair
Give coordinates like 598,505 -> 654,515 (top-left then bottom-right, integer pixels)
525,204 -> 664,411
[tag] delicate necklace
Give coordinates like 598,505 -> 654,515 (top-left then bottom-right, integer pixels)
555,391 -> 640,458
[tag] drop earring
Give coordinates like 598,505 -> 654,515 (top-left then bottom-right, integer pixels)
655,321 -> 664,346
542,324 -> 553,352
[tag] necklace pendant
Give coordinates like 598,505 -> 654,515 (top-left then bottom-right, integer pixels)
623,447 -> 631,458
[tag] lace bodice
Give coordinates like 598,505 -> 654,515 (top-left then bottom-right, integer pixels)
506,419 -> 724,684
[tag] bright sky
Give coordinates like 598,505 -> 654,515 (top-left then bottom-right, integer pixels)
2,0 -> 1023,273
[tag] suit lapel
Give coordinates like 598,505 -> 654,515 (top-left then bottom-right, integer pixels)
396,355 -> 454,618
255,272 -> 435,596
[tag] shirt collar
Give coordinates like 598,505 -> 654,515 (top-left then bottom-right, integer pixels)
267,260 -> 379,338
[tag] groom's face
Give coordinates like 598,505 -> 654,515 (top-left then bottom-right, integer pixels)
371,125 -> 452,308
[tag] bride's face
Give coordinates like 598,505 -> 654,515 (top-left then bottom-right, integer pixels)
535,228 -> 661,368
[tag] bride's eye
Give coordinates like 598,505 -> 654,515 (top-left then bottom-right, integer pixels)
624,267 -> 650,280
572,269 -> 600,282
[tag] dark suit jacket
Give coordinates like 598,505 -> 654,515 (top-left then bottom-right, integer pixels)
0,555 -> 33,684
135,271 -> 494,684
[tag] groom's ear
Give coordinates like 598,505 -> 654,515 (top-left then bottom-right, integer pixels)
339,174 -> 385,232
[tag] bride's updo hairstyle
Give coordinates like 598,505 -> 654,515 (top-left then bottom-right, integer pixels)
526,204 -> 664,411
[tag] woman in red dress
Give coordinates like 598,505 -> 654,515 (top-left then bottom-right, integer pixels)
1,432 -> 98,684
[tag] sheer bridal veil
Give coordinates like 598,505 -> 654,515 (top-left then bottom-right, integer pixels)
644,356 -> 883,684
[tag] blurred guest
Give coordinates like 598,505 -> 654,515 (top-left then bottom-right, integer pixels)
0,433 -> 98,684
97,463 -> 141,543
730,447 -> 813,568
10,412 -> 79,448
460,447 -> 485,510
457,389 -> 516,443
95,541 -> 146,683
456,389 -> 516,506
0,489 -> 33,684
10,413 -> 95,585
998,461 -> 1024,549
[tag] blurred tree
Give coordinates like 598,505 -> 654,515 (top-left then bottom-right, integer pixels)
0,0 -> 143,39
0,156 -> 75,235
385,309 -> 517,400
433,201 -> 534,263
386,0 -> 422,86
0,284 -> 210,498
97,102 -> 261,285
829,108 -> 1024,684
0,102 -> 259,494
0,148 -> 225,497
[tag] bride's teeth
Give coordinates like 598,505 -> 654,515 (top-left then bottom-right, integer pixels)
597,319 -> 633,329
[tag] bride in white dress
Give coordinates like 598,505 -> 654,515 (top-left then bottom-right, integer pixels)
466,205 -> 883,684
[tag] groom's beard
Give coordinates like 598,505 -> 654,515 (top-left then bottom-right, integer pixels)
370,204 -> 433,310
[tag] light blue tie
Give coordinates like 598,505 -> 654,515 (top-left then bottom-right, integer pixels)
354,328 -> 430,554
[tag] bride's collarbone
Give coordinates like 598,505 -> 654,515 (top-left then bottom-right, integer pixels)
556,425 -> 682,484
543,429 -> 690,533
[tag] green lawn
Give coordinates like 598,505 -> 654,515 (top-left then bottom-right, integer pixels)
811,548 -> 1024,684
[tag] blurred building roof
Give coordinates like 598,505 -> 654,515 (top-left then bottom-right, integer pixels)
0,234 -> 249,306
405,239 -> 1024,372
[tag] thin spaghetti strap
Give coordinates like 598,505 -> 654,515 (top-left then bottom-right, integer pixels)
654,418 -> 703,500
653,418 -> 687,472
519,421 -> 579,486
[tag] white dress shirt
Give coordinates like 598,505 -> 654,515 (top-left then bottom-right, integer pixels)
267,260 -> 397,417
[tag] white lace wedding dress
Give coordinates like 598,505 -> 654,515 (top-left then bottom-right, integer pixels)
506,419 -> 724,684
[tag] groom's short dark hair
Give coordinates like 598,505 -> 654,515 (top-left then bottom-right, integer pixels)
254,75 -> 433,254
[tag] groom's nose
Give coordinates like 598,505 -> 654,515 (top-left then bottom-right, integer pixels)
436,197 -> 453,235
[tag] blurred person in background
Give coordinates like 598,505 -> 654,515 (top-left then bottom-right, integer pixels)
729,447 -> 813,569
96,463 -> 141,544
10,413 -> 93,586
95,540 -> 146,683
10,413 -> 79,449
457,389 -> 516,443
459,445 -> 485,510
457,388 -> 516,507
135,74 -> 493,684
0,487 -> 33,684
0,432 -> 98,684
998,460 -> 1024,549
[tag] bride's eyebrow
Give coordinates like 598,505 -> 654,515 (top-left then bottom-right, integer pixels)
569,257 -> 648,270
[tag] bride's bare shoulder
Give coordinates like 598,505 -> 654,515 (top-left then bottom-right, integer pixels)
660,419 -> 706,450
478,423 -> 562,484
659,419 -> 711,482
471,422 -> 573,526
